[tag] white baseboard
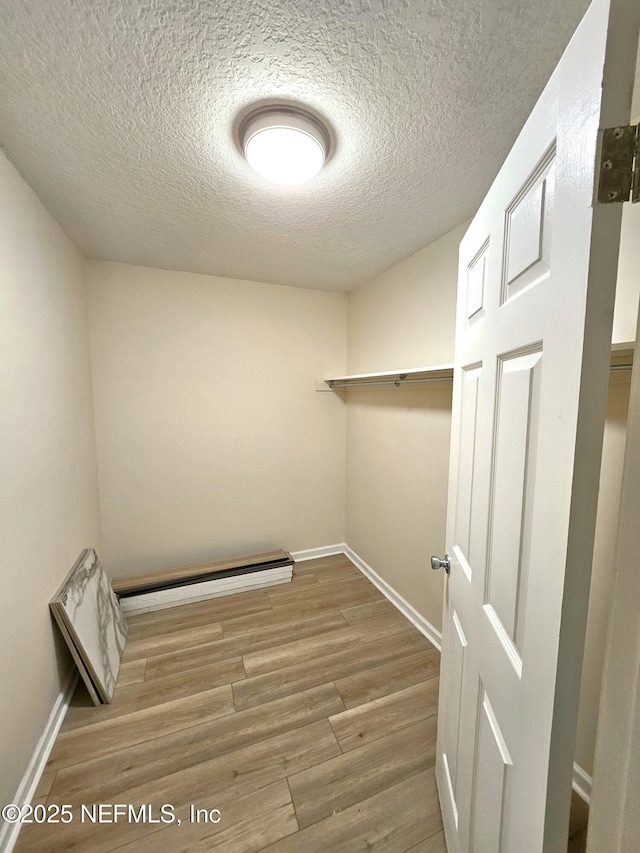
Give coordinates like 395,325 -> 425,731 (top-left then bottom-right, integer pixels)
573,762 -> 592,804
119,565 -> 293,616
343,544 -> 442,652
290,544 -> 346,562
0,671 -> 77,853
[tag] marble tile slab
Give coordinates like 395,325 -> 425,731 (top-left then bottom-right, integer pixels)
51,549 -> 128,704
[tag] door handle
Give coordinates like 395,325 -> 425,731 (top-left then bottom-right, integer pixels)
431,554 -> 451,574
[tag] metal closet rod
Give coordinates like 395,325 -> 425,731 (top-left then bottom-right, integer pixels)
329,376 -> 453,388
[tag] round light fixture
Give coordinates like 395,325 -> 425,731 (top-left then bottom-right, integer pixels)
240,107 -> 329,186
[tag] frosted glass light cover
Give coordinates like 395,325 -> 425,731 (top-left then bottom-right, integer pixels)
241,108 -> 328,186
245,126 -> 325,185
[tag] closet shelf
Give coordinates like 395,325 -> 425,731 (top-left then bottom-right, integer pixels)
318,344 -> 632,392
610,341 -> 634,372
320,364 -> 454,390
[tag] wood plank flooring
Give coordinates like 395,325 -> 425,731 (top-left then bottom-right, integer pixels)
15,554 -> 589,851
15,555 -> 443,852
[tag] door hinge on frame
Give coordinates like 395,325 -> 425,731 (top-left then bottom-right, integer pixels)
597,124 -> 640,204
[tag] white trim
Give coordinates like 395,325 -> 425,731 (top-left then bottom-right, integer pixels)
572,762 -> 592,805
119,565 -> 293,616
343,544 -> 443,651
290,544 -> 346,562
0,671 -> 77,853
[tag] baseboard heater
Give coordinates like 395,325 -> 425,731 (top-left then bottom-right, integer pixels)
112,549 -> 294,615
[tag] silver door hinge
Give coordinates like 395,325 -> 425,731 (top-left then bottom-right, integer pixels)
598,124 -> 640,204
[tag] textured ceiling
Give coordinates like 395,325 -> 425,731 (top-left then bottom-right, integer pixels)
0,0 -> 599,291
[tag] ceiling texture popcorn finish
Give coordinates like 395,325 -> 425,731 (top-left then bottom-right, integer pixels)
0,0 -> 592,292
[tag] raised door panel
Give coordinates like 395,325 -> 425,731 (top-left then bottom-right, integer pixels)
484,348 -> 543,676
453,365 -> 482,582
502,151 -> 556,304
467,241 -> 489,324
440,610 -> 469,831
470,690 -> 514,852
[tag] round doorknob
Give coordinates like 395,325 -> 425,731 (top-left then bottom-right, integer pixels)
431,554 -> 451,574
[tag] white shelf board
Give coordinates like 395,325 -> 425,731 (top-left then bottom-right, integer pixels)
320,363 -> 454,390
610,341 -> 634,383
610,340 -> 634,364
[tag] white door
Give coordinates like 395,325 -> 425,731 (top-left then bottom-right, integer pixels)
435,0 -> 639,850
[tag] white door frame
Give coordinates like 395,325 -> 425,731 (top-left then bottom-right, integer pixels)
588,317 -> 640,850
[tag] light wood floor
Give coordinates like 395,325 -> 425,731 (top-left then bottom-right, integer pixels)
16,554 -> 588,851
17,555 -> 444,852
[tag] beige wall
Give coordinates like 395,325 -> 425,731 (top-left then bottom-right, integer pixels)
612,202 -> 640,345
0,153 -> 101,808
345,224 -> 465,631
86,262 -> 347,575
346,386 -> 452,630
347,224 -> 465,372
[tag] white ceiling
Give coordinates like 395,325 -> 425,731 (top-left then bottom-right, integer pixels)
0,0 -> 612,292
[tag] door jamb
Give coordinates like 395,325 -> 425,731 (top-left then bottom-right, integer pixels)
588,308 -> 640,850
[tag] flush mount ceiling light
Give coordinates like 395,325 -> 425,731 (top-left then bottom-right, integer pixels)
240,107 -> 330,186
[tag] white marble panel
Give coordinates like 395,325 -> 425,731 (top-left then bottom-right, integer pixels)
51,549 -> 127,703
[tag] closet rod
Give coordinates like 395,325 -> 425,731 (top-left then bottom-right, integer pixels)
329,376 -> 452,388
610,364 -> 633,372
